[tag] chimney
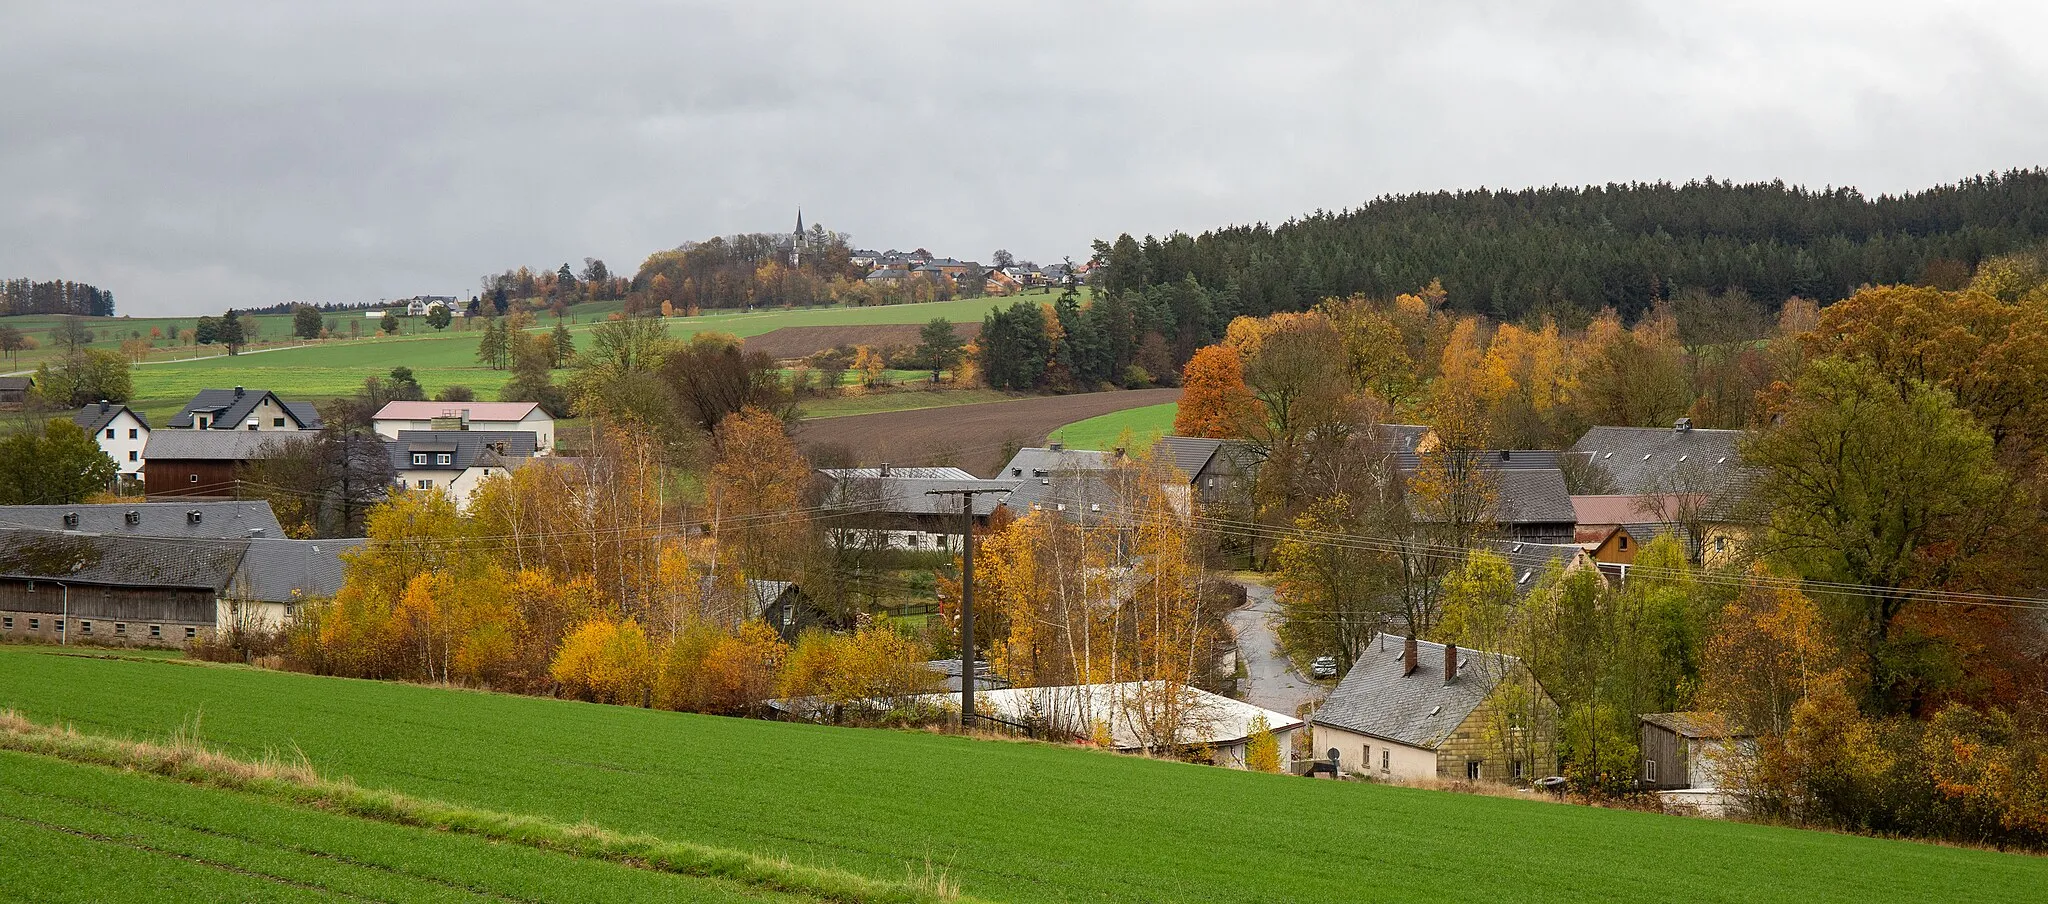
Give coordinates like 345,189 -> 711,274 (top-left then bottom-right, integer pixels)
1402,635 -> 1419,676
234,386 -> 245,398
1049,441 -> 1064,452
1444,643 -> 1459,685
1674,417 -> 1692,433
99,399 -> 110,412
879,462 -> 891,477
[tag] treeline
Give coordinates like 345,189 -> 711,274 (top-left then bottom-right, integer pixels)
628,227 -> 883,314
1091,169 -> 2048,324
2,279 -> 114,317
480,258 -> 629,313
975,284 -> 1201,391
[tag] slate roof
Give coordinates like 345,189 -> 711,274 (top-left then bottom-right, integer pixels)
167,388 -> 320,430
1314,632 -> 1521,749
0,502 -> 284,539
1399,458 -> 1577,527
71,402 -> 148,435
1154,436 -> 1227,478
142,430 -> 294,461
821,475 -> 1017,517
996,446 -> 1115,480
1380,424 -> 1431,452
387,430 -> 537,471
865,268 -> 911,281
1641,711 -> 1750,740
228,538 -> 365,602
1003,470 -> 1121,520
1568,423 -> 1748,497
818,466 -> 977,480
1494,540 -> 1596,592
0,528 -> 247,591
373,401 -> 544,422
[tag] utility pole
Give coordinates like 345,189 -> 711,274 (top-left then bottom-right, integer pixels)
926,487 -> 1000,730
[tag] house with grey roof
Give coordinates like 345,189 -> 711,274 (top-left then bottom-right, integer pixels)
165,386 -> 322,432
72,401 -> 150,483
1153,436 -> 1257,507
0,501 -> 284,539
1567,419 -> 1749,501
387,430 -> 537,510
1313,632 -> 1558,784
1398,450 -> 1578,543
0,525 -> 359,648
816,470 -> 1018,553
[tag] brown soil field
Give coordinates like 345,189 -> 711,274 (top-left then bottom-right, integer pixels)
793,388 -> 1183,476
742,322 -> 979,360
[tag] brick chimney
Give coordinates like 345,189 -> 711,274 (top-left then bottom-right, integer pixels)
879,462 -> 891,477
1444,643 -> 1459,685
1402,635 -> 1419,676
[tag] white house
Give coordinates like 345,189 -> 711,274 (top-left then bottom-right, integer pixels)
372,401 -> 555,453
403,295 -> 457,316
71,401 -> 150,484
386,430 -> 538,510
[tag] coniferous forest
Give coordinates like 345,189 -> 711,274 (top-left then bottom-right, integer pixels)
1,279 -> 115,317
1091,169 -> 2048,325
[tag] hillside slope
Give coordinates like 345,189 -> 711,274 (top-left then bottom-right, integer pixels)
0,647 -> 2039,904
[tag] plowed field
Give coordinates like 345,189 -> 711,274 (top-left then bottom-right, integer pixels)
793,388 -> 1182,475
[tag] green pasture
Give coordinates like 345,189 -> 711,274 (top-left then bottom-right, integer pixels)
0,750 -> 801,903
1,646 -> 2037,904
108,295 -> 1037,421
1046,402 -> 1179,452
799,388 -> 1021,419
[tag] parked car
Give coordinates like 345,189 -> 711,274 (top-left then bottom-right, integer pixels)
1309,656 -> 1339,679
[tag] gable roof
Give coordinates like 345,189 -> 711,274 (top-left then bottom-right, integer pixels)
1399,459 -> 1577,527
0,502 -> 284,539
822,475 -> 1017,518
387,430 -> 537,472
1154,436 -> 1226,477
1641,711 -> 1752,740
1393,449 -> 1561,472
1568,424 -> 1747,497
228,537 -> 366,602
1314,632 -> 1522,749
0,528 -> 248,591
167,388 -> 318,430
71,402 -> 149,435
142,430 -> 296,462
284,402 -> 323,429
996,446 -> 1115,480
0,376 -> 33,392
373,401 -> 545,422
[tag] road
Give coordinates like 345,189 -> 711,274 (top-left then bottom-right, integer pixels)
1226,582 -> 1327,719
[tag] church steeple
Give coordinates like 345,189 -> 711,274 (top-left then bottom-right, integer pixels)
790,208 -> 805,267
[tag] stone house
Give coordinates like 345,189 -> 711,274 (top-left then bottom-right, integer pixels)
1313,632 -> 1558,783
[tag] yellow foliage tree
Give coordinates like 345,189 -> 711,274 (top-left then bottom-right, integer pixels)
1244,714 -> 1282,773
550,619 -> 657,706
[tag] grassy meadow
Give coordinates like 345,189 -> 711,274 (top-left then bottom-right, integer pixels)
1046,402 -> 1178,452
1,645 -> 2040,904
32,295 -> 1034,422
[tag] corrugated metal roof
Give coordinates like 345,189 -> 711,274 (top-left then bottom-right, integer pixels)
373,401 -> 543,421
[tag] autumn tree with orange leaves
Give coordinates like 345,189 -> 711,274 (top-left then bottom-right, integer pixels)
1173,344 -> 1256,438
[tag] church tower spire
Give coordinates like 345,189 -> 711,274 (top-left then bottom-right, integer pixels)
790,208 -> 805,267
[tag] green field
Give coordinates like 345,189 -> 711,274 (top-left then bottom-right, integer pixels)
98,296 -> 1034,422
799,388 -> 1023,419
1046,402 -> 1178,452
1,646 -> 2038,904
0,750 -> 805,903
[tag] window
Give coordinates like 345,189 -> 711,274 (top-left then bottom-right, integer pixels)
30,618 -> 40,630
115,623 -> 126,635
190,474 -> 200,482
1715,537 -> 1728,553
781,604 -> 793,627
247,423 -> 258,431
273,417 -> 286,427
1513,760 -> 1526,780
2,617 -> 10,630
1644,758 -> 1658,783
106,428 -> 116,439
1362,744 -> 1370,768
129,428 -> 138,439
412,453 -> 428,465
1466,760 -> 1481,781
80,620 -> 92,634
129,451 -> 138,461
197,417 -> 208,428
416,479 -> 434,489
435,453 -> 452,466
1618,535 -> 1630,551
185,626 -> 197,639
150,625 -> 161,638
1381,750 -> 1389,772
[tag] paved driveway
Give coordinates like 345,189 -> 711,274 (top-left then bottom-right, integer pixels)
1226,582 -> 1327,719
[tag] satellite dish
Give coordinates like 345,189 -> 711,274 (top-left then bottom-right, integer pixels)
1327,747 -> 1340,763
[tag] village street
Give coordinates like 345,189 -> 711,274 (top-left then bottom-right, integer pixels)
1226,582 -> 1327,719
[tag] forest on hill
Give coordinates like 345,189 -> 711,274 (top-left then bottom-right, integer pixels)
1,279 -> 115,317
1091,169 -> 2048,323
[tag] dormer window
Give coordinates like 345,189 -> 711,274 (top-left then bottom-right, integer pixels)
412,453 -> 428,466
435,453 -> 452,466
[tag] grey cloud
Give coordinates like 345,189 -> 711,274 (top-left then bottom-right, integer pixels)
3,1 -> 2043,314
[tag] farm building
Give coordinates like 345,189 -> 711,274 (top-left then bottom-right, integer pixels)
386,430 -> 538,510
1313,633 -> 1558,784
72,401 -> 150,485
372,400 -> 555,451
1153,436 -> 1256,507
164,386 -> 322,432
1640,712 -> 1754,816
816,467 -> 1017,552
0,375 -> 32,407
0,502 -> 284,539
957,682 -> 1302,771
1567,419 -> 1753,499
140,431 -> 290,498
0,524 -> 359,648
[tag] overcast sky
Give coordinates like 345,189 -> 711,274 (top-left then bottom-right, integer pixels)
4,1 -> 2044,315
